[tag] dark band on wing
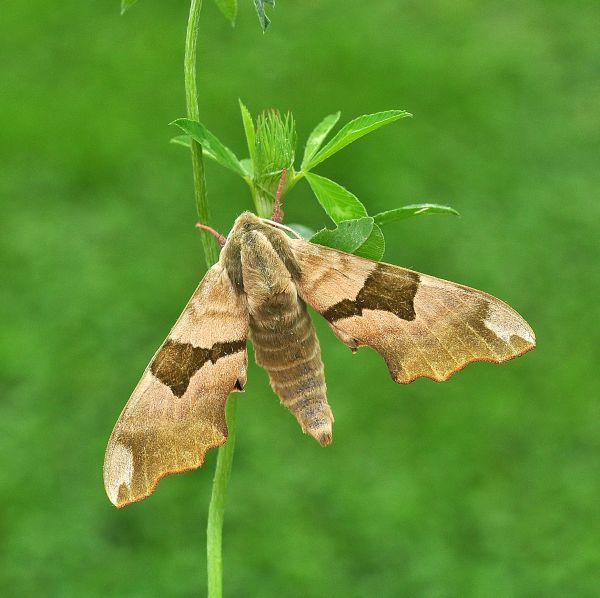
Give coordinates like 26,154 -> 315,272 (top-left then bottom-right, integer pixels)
323,263 -> 419,323
150,339 -> 246,397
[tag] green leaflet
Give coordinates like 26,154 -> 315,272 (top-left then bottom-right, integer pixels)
304,173 -> 384,259
171,118 -> 245,176
170,135 -> 224,165
254,0 -> 275,31
213,0 -> 237,25
288,223 -> 315,240
239,99 -> 256,164
239,158 -> 253,177
304,110 -> 411,170
170,135 -> 192,148
120,0 -> 138,15
374,203 -> 459,225
354,223 -> 385,261
305,172 -> 367,224
301,112 -> 341,170
311,218 -> 374,254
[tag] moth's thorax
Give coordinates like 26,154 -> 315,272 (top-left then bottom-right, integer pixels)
220,212 -> 301,308
240,230 -> 295,317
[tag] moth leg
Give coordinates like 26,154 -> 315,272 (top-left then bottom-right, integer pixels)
195,222 -> 226,247
271,167 -> 287,223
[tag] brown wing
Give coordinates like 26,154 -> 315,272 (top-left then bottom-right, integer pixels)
103,264 -> 248,508
291,240 -> 535,384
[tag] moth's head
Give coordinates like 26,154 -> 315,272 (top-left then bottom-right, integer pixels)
230,211 -> 262,232
228,211 -> 301,242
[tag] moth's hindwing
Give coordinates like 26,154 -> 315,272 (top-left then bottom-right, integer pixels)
291,240 -> 535,384
103,264 -> 248,508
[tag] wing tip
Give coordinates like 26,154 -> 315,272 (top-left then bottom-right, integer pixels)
103,433 -> 229,509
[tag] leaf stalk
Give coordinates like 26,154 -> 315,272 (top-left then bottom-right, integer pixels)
185,0 -> 219,266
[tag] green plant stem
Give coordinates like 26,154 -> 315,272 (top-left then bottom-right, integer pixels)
185,0 -> 218,267
252,188 -> 274,219
206,396 -> 237,598
184,2 -> 235,596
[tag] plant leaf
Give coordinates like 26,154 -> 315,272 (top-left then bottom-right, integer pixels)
239,99 -> 256,164
240,158 -> 253,176
354,223 -> 385,261
171,118 -> 245,176
171,134 -> 252,176
170,135 -> 225,164
374,203 -> 460,226
311,218 -> 374,254
304,110 -> 412,171
121,0 -> 138,14
170,135 -> 192,148
213,0 -> 237,25
288,223 -> 315,240
305,172 -> 367,224
301,112 -> 341,170
253,0 -> 275,31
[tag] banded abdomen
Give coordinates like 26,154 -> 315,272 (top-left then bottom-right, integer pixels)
250,295 -> 332,446
238,228 -> 333,446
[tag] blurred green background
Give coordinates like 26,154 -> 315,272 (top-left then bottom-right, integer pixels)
2,1 -> 599,596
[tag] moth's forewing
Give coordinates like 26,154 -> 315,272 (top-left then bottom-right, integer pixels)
291,240 -> 535,384
103,264 -> 248,508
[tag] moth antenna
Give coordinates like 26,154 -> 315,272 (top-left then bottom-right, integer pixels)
195,222 -> 226,247
271,167 -> 287,224
261,218 -> 303,240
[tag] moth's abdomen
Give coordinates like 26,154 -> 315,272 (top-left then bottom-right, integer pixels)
250,300 -> 332,447
240,227 -> 333,446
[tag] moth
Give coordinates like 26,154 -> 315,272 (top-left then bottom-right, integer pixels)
104,211 -> 535,507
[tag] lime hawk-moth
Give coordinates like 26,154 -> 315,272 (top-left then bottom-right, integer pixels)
104,211 -> 535,507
